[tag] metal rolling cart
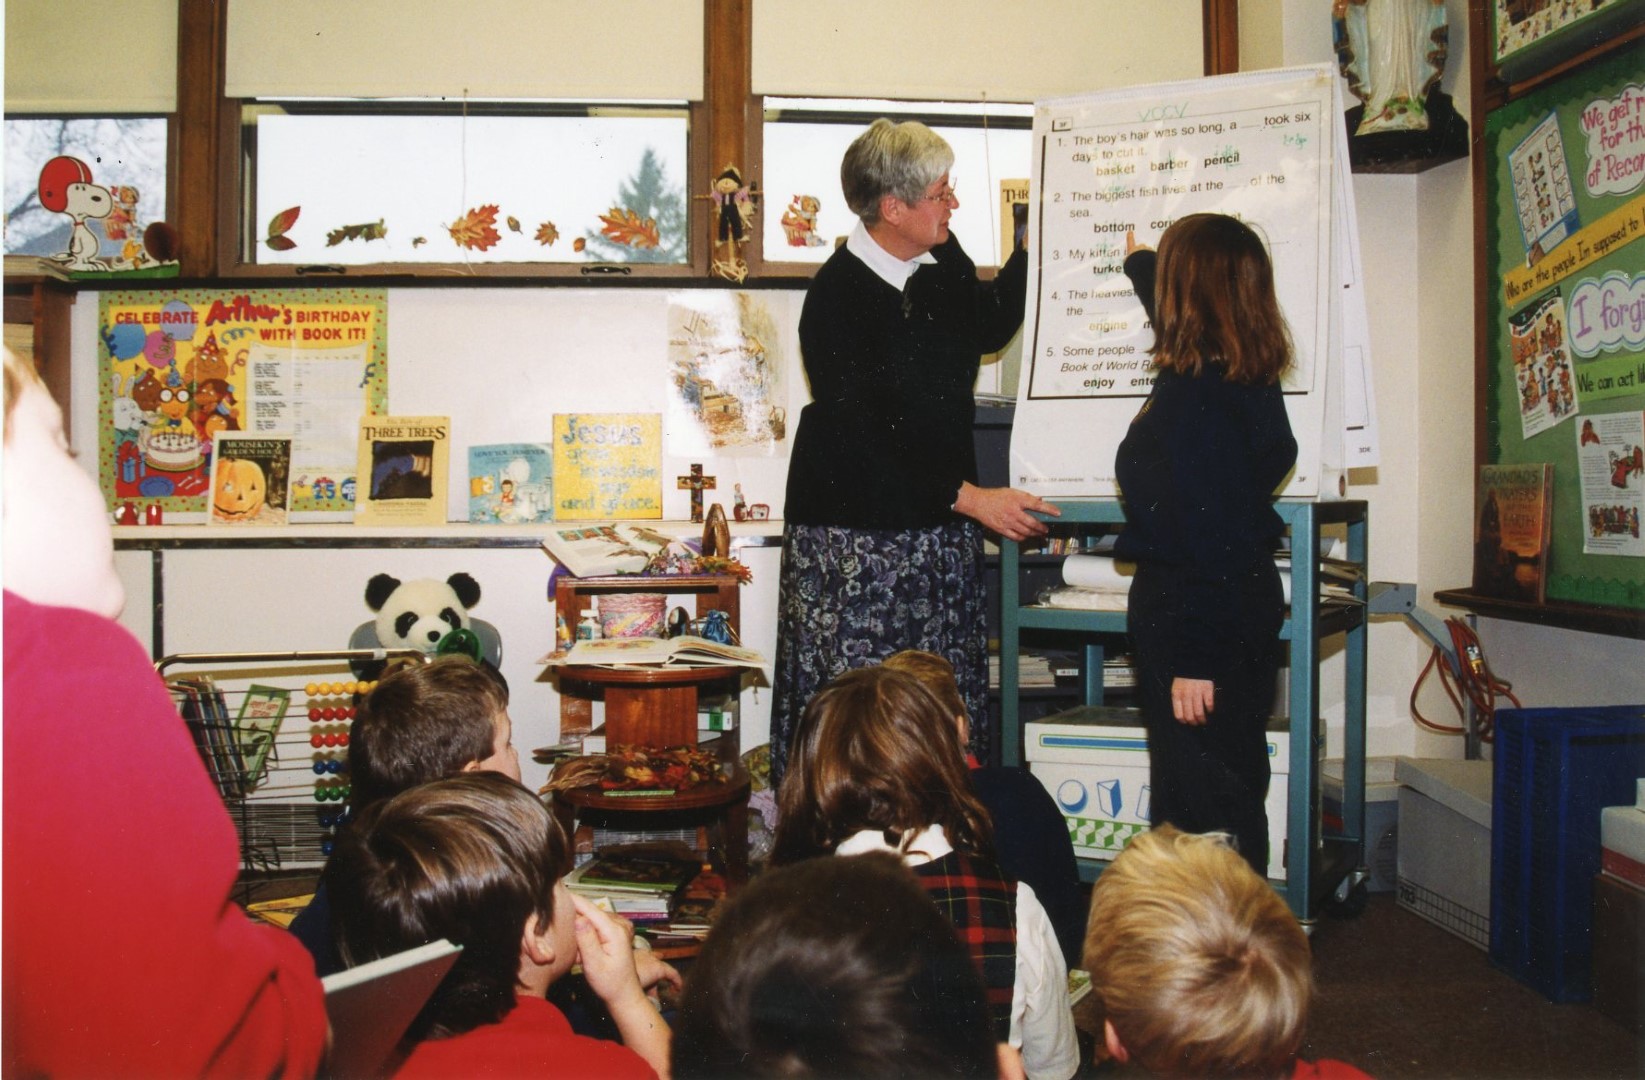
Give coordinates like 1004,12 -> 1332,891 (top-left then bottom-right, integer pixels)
156,647 -> 427,897
997,498 -> 1370,926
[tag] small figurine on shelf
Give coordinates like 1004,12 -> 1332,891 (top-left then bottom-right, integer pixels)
697,164 -> 760,283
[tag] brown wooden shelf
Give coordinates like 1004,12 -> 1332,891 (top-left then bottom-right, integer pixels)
1434,588 -> 1645,640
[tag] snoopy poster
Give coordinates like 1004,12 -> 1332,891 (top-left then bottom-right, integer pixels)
33,155 -> 177,275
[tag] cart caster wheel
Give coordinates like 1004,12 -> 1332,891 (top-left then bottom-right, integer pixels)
1325,881 -> 1369,918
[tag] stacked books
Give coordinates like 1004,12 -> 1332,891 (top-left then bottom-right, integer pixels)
566,847 -> 703,930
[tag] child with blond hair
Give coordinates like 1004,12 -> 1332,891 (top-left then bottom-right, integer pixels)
1083,826 -> 1371,1079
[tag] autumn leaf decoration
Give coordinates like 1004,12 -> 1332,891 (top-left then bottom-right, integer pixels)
598,207 -> 659,249
506,215 -> 522,233
326,219 -> 387,246
447,204 -> 501,251
265,206 -> 300,251
535,221 -> 559,246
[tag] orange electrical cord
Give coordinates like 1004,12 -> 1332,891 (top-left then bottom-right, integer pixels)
1409,617 -> 1521,743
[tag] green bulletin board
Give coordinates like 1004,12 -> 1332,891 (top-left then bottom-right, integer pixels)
1484,46 -> 1645,611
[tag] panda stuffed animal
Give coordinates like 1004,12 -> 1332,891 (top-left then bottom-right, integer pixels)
348,572 -> 503,679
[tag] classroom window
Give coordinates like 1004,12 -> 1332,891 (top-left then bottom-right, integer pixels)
761,98 -> 1034,268
2,117 -> 169,261
239,101 -> 691,268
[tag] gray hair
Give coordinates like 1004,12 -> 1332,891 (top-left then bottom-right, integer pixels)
840,119 -> 955,226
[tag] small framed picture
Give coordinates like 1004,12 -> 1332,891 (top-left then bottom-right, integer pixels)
749,504 -> 770,520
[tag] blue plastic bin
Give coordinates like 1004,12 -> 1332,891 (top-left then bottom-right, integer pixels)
1490,705 -> 1645,1002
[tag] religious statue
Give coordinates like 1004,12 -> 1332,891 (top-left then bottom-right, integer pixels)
1333,0 -> 1450,136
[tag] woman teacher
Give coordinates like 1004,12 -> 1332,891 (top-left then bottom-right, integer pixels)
772,119 -> 1057,784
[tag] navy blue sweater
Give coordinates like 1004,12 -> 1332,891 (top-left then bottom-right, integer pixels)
1114,251 -> 1297,678
786,234 -> 1027,528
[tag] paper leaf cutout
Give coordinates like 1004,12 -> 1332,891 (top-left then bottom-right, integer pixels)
506,215 -> 522,233
326,219 -> 387,246
447,204 -> 501,251
535,221 -> 560,246
597,207 -> 660,249
265,206 -> 301,250
412,236 -> 427,247
573,237 -> 586,252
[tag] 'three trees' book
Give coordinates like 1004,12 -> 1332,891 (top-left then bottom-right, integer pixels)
1473,463 -> 1553,603
355,415 -> 450,525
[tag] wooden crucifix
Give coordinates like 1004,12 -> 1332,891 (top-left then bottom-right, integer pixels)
676,463 -> 717,523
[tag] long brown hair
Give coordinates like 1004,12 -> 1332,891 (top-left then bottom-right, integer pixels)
1149,213 -> 1293,385
771,666 -> 995,865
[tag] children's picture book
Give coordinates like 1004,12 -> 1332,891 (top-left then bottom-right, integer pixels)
207,434 -> 293,526
540,522 -> 668,577
1473,463 -> 1554,603
551,413 -> 662,519
355,415 -> 450,526
544,634 -> 766,671
234,684 -> 290,785
569,851 -> 702,895
467,442 -> 553,524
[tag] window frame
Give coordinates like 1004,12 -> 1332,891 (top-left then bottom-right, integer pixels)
173,0 -> 1235,284
753,98 -> 1036,278
215,96 -> 708,280
2,111 -> 176,263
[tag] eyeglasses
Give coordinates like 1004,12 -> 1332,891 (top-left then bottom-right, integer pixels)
919,179 -> 958,206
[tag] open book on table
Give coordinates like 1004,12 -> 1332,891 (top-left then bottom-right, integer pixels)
539,523 -> 668,577
544,634 -> 766,670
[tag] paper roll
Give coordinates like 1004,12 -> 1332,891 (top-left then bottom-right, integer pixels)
1061,555 -> 1137,591
1063,554 -> 1295,604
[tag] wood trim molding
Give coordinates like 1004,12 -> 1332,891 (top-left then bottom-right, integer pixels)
174,0 -> 226,278
1203,0 -> 1240,76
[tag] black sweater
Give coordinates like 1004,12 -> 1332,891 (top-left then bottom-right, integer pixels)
785,234 -> 1028,528
1114,250 -> 1298,678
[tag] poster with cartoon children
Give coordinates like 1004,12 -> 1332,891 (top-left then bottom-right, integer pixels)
99,289 -> 387,519
1576,409 -> 1645,557
1509,289 -> 1582,440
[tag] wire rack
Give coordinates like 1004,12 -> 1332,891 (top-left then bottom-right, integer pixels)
156,649 -> 428,887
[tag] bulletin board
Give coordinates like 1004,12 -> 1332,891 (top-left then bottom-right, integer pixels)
1483,44 -> 1645,612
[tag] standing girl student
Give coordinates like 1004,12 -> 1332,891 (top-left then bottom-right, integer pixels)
771,666 -> 1077,1080
1116,214 -> 1299,875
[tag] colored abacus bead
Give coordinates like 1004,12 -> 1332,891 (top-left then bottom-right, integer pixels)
305,683 -> 319,697
310,733 -> 325,748
307,707 -> 322,722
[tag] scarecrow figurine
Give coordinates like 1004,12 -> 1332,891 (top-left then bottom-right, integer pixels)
699,164 -> 760,282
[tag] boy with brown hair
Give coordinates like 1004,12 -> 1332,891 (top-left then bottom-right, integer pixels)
1083,825 -> 1371,1079
290,654 -> 521,974
329,771 -> 670,1078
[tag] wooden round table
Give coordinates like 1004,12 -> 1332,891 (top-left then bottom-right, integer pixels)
559,663 -> 744,749
551,766 -> 752,885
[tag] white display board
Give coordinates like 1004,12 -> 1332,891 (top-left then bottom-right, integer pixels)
1011,65 -> 1378,499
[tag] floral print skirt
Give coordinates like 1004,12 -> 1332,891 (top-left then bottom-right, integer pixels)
769,520 -> 989,784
